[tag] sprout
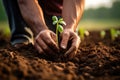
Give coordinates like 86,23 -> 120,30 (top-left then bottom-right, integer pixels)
52,16 -> 66,46
110,28 -> 120,41
84,30 -> 90,36
78,28 -> 89,40
117,30 -> 120,35
100,30 -> 106,39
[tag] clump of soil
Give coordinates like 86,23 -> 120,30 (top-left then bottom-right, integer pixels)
0,30 -> 120,80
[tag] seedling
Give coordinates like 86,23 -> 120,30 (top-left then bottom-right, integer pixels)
78,28 -> 89,40
52,16 -> 66,46
100,30 -> 106,39
110,28 -> 120,41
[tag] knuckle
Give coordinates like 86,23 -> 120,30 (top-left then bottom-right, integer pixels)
63,32 -> 69,36
46,40 -> 51,45
51,32 -> 56,38
43,46 -> 48,51
35,45 -> 44,54
62,31 -> 69,36
35,37 -> 39,42
35,34 -> 42,41
39,33 -> 44,38
35,35 -> 39,40
72,45 -> 77,50
38,50 -> 43,54
39,30 -> 47,37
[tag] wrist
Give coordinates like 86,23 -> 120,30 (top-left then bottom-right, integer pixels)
63,24 -> 75,32
32,24 -> 48,37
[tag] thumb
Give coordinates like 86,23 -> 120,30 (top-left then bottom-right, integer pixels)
60,32 -> 70,49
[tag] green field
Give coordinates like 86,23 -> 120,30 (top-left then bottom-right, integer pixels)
0,19 -> 120,37
77,19 -> 120,31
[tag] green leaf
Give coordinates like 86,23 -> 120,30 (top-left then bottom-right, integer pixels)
110,28 -> 117,41
58,25 -> 63,33
52,16 -> 58,21
52,21 -> 57,25
100,30 -> 106,39
59,21 -> 66,26
79,28 -> 85,40
117,30 -> 120,35
59,18 -> 63,21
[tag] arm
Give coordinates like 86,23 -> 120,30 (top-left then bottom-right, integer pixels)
17,0 -> 59,55
17,0 -> 48,36
60,0 -> 85,59
62,0 -> 84,31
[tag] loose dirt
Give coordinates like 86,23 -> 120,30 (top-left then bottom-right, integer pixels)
0,30 -> 120,80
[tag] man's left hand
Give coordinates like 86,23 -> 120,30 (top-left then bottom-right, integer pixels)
60,29 -> 81,59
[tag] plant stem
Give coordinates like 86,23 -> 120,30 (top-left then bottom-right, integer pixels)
56,23 -> 59,46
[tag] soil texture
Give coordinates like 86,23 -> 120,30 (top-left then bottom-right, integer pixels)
0,30 -> 120,80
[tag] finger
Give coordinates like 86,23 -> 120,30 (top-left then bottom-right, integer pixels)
42,33 -> 59,52
64,45 -> 77,59
34,43 -> 45,54
64,35 -> 80,59
50,33 -> 60,53
60,32 -> 70,49
36,38 -> 56,55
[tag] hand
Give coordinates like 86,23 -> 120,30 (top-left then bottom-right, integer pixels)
60,29 -> 81,59
34,29 -> 59,55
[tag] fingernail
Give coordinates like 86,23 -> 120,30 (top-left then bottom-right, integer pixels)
61,45 -> 66,49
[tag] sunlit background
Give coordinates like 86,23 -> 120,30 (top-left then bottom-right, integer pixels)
78,0 -> 120,30
0,0 -> 120,37
85,0 -> 113,9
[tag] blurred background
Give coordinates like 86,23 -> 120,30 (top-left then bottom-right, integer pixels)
78,0 -> 120,30
0,0 -> 120,37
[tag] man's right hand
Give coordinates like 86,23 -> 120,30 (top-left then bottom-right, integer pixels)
34,30 -> 59,55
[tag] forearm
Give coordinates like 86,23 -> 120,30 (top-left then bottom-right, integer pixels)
17,0 -> 48,36
62,0 -> 85,31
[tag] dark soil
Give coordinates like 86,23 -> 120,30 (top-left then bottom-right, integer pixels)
0,30 -> 120,80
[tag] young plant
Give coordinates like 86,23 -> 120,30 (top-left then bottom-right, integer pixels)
52,16 -> 66,46
100,30 -> 106,39
110,28 -> 120,41
78,28 -> 89,40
